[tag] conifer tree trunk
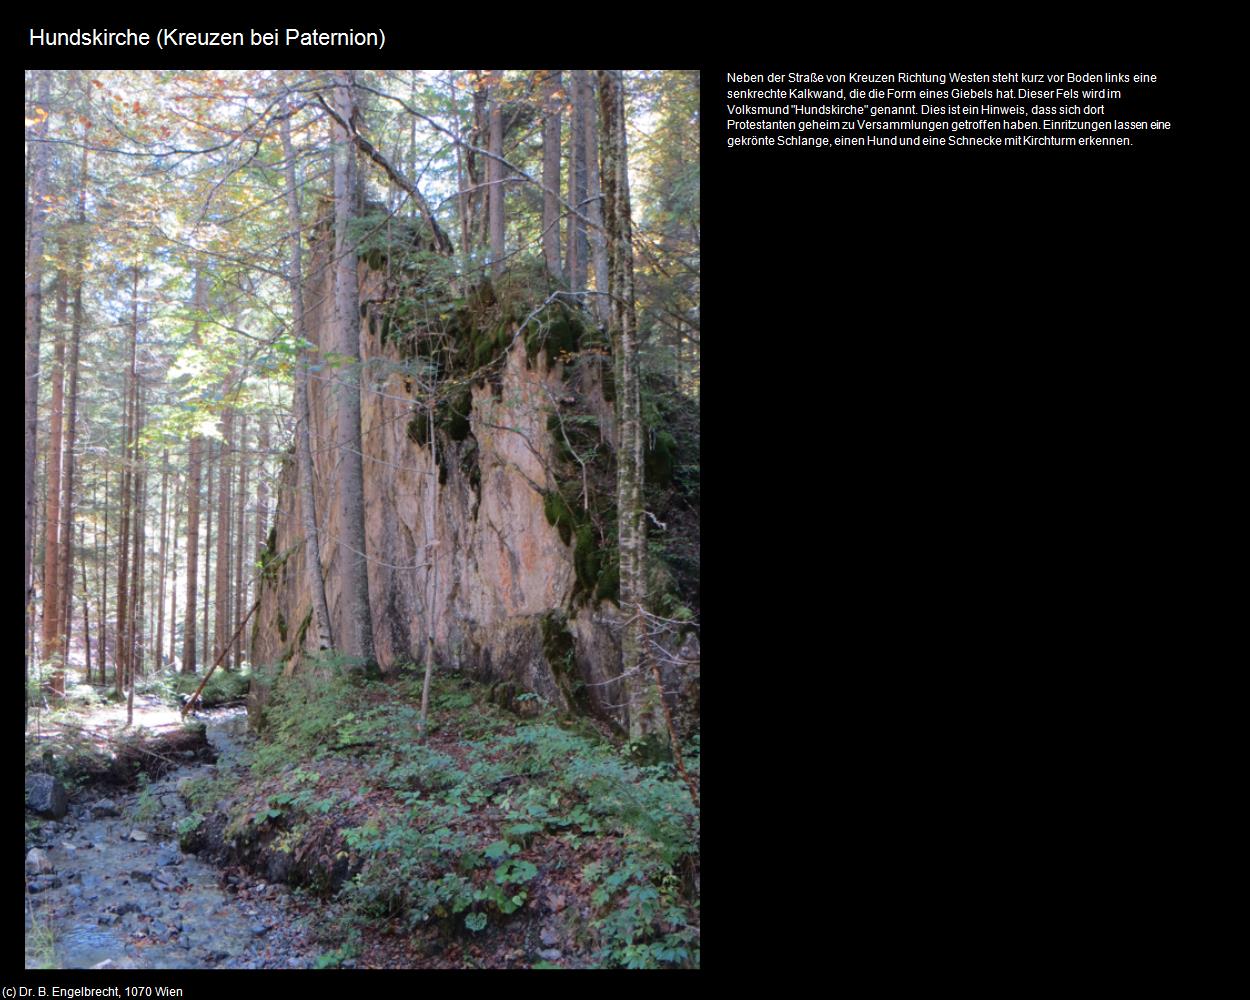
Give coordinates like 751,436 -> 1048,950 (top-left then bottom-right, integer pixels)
115,268 -> 140,697
488,87 -> 505,279
281,91 -> 333,653
129,390 -> 146,690
215,411 -> 233,669
333,71 -> 376,665
233,415 -> 248,669
203,442 -> 215,666
567,71 -> 590,296
599,70 -> 661,743
60,260 -> 85,666
98,472 -> 108,685
155,449 -> 169,670
25,69 -> 52,725
169,475 -> 181,668
583,75 -> 610,324
79,520 -> 90,681
42,275 -> 68,697
541,71 -> 563,280
183,434 -> 201,675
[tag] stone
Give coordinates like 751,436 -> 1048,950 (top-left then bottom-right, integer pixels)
98,912 -> 120,926
538,949 -> 562,961
26,773 -> 68,818
25,848 -> 54,874
128,829 -> 149,842
251,923 -> 269,936
90,798 -> 121,817
540,925 -> 560,947
91,958 -> 138,969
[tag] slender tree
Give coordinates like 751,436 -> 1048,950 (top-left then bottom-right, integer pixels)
541,70 -> 563,280
280,89 -> 333,652
25,70 -> 52,722
332,71 -> 376,665
599,70 -> 661,743
42,275 -> 69,697
488,83 -> 506,279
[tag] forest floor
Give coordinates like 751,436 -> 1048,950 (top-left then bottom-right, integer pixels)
24,668 -> 700,970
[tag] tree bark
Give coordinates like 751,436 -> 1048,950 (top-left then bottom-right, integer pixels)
281,91 -> 334,654
202,440 -> 214,667
566,71 -> 590,296
233,415 -> 248,670
332,71 -> 376,666
599,70 -> 661,744
541,71 -> 563,281
155,449 -> 169,670
583,74 -> 610,324
488,88 -> 505,279
25,69 -> 52,724
42,275 -> 68,697
215,410 -> 233,669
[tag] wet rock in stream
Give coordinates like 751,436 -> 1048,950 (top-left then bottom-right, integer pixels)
25,707 -> 317,970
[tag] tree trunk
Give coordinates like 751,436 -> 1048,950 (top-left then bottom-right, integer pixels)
566,71 -> 590,296
25,69 -> 52,724
115,268 -> 141,698
183,433 -> 201,675
599,70 -> 661,744
169,474 -> 181,669
80,519 -> 91,682
332,71 -> 376,665
129,389 -> 147,690
281,91 -> 334,653
488,88 -> 505,279
215,411 -> 233,669
42,275 -> 68,698
155,449 -> 169,670
541,71 -> 563,281
233,414 -> 248,670
203,441 -> 214,667
99,471 -> 108,685
584,74 -> 610,325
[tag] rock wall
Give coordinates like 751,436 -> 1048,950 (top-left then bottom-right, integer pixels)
250,238 -> 634,727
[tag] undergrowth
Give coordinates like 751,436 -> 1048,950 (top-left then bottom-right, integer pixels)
238,656 -> 700,968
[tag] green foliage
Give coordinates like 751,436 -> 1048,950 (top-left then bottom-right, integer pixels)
176,812 -> 204,850
174,668 -> 250,707
130,773 -> 159,825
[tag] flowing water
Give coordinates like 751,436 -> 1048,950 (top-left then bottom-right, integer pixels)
24,704 -> 318,970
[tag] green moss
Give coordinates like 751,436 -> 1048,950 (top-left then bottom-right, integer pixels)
523,304 -> 585,367
573,523 -> 600,593
445,387 -> 473,441
645,429 -> 677,488
540,610 -> 588,714
277,611 -> 288,644
294,607 -> 314,649
543,490 -> 574,546
408,410 -> 430,447
594,552 -> 620,605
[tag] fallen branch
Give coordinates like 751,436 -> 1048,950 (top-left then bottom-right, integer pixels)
181,600 -> 260,719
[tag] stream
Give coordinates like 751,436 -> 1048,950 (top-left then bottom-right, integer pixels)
24,703 -> 319,970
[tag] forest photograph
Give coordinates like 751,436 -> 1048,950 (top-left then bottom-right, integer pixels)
23,68 -> 700,970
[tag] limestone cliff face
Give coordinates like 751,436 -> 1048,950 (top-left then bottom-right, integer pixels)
250,246 -> 632,726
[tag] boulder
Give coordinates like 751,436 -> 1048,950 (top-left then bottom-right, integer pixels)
25,847 -> 54,874
25,773 -> 68,819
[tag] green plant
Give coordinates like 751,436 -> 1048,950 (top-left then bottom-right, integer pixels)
130,774 -> 159,825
